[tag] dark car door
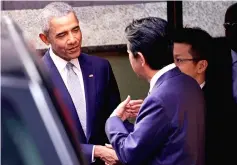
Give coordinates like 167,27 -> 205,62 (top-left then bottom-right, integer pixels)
1,15 -> 86,165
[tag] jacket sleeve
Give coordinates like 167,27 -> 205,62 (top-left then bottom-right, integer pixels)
105,97 -> 170,165
106,61 -> 135,132
80,144 -> 93,164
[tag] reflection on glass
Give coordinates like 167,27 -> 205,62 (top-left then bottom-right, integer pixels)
2,100 -> 44,165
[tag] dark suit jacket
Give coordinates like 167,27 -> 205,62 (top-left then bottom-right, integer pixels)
204,37 -> 237,165
105,67 -> 205,165
211,37 -> 233,101
42,51 -> 121,164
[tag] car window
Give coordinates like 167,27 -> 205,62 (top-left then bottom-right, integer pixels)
1,98 -> 44,165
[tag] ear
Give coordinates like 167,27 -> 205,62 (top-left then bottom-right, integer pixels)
137,52 -> 146,67
39,33 -> 50,45
197,60 -> 208,74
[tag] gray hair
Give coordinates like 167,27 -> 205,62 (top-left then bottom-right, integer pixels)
40,2 -> 76,35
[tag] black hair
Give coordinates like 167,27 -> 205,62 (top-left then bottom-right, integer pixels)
173,27 -> 213,62
125,17 -> 173,70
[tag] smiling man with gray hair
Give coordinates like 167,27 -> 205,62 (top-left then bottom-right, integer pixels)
39,2 -> 123,165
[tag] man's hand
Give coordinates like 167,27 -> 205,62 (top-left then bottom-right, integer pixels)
94,145 -> 119,165
126,98 -> 143,118
105,143 -> 113,149
111,95 -> 143,121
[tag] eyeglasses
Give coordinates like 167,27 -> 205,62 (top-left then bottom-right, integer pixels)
223,22 -> 237,29
174,57 -> 200,64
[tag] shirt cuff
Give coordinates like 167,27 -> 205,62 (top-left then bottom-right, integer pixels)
92,145 -> 96,162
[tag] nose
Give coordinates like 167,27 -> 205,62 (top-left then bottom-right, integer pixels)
67,33 -> 77,45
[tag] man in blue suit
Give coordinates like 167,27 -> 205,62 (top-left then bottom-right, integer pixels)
224,3 -> 237,103
105,17 -> 206,165
39,2 -> 125,165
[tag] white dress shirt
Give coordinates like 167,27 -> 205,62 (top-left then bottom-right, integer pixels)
49,48 -> 85,94
49,48 -> 95,162
200,81 -> 205,89
110,63 -> 176,118
149,63 -> 205,91
149,63 -> 176,93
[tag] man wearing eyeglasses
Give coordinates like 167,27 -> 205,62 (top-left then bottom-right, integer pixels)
215,5 -> 237,164
173,27 -> 212,89
173,27 -> 232,165
224,3 -> 237,104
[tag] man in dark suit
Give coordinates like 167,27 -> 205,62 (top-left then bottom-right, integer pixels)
224,3 -> 237,103
38,2 -> 124,165
173,27 -> 237,164
205,4 -> 237,164
203,4 -> 237,163
173,27 -> 212,89
173,27 -> 223,165
105,17 -> 205,165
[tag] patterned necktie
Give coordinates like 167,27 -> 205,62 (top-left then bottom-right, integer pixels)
66,62 -> 87,136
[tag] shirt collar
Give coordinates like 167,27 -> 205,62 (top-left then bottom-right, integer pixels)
231,49 -> 237,64
149,63 -> 176,92
49,47 -> 81,72
200,81 -> 206,89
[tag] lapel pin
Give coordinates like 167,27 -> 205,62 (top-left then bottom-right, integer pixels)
89,74 -> 94,78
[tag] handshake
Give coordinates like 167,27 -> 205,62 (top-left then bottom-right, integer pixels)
94,143 -> 120,165
95,96 -> 143,165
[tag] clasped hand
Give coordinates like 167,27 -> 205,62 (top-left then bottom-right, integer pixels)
112,95 -> 143,121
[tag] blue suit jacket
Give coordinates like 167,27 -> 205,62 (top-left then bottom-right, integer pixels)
42,51 -> 121,164
106,67 -> 205,165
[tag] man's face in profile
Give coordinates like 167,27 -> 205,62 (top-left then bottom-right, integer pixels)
127,43 -> 145,79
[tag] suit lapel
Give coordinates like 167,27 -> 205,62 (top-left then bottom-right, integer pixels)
79,54 -> 96,142
42,52 -> 87,142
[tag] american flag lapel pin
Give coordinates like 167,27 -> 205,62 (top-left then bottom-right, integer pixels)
89,74 -> 94,78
